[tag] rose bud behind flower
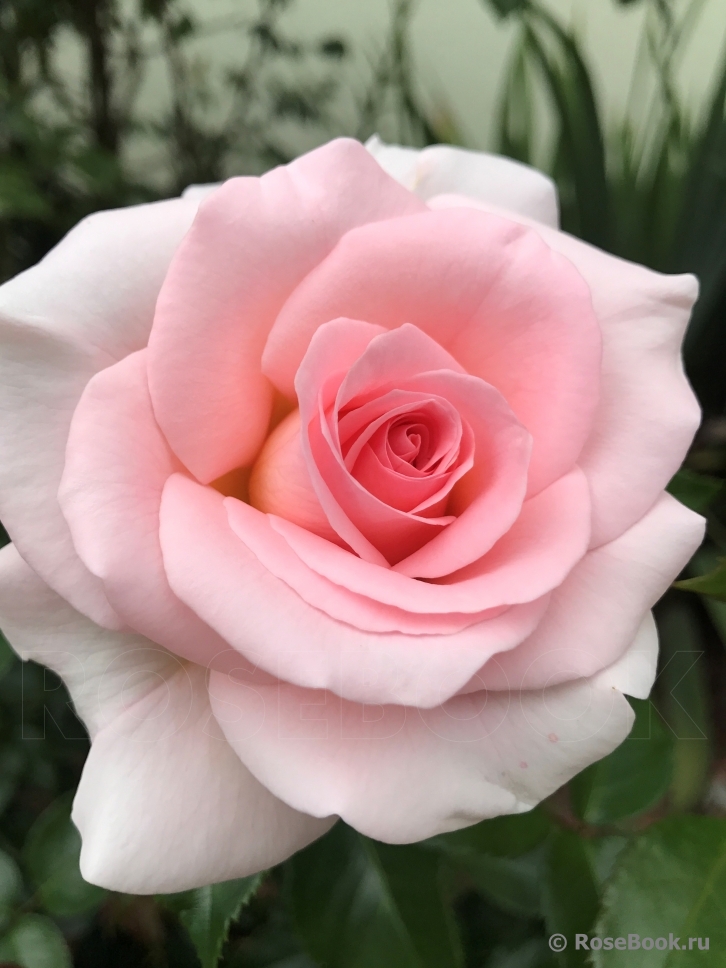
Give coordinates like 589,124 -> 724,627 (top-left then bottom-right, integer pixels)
0,137 -> 704,893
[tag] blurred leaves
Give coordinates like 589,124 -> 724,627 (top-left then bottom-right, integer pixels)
657,597 -> 713,812
0,913 -> 72,968
667,468 -> 724,515
23,793 -> 105,917
163,875 -> 264,968
427,809 -> 552,860
676,44 -> 726,416
676,559 -> 726,601
593,817 -> 726,965
0,0 -> 353,283
487,0 -> 529,17
542,830 -> 599,968
521,5 -> 612,248
287,822 -> 463,968
0,850 -> 23,930
570,699 -> 673,825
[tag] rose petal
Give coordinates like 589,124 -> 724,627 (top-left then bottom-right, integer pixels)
74,663 -> 335,893
208,666 -> 634,843
428,193 -> 701,547
159,474 -> 549,708
59,350 -> 228,667
0,199 -> 197,628
269,467 -> 590,613
249,408 -> 340,542
366,135 -> 559,227
466,492 -> 704,692
148,139 -> 425,483
264,208 -> 600,497
0,545 -> 333,893
226,498 -> 501,635
296,320 -> 532,572
592,610 -> 659,701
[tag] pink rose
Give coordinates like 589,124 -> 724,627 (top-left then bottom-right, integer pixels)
0,137 -> 704,893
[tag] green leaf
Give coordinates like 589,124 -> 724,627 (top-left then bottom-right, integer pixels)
0,914 -> 72,968
522,6 -> 612,249
0,162 -> 53,221
483,0 -> 529,18
667,469 -> 723,514
688,548 -> 726,647
164,874 -> 263,968
570,699 -> 673,824
23,792 -> 106,916
0,632 -> 15,681
656,598 -> 712,811
287,822 -> 463,968
426,809 -> 552,859
0,745 -> 24,818
677,42 -> 726,415
675,559 -> 726,601
425,811 -> 552,918
585,836 -> 629,888
542,830 -> 599,968
461,848 -> 546,918
0,849 -> 23,930
593,817 -> 726,965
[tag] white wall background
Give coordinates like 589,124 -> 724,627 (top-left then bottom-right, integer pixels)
176,0 -> 726,149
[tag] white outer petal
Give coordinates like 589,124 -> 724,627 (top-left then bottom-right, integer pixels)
209,662 -> 635,844
0,198 -> 199,626
182,183 -> 222,201
366,134 -> 559,227
593,610 -> 659,701
0,545 -> 334,893
74,661 -> 334,893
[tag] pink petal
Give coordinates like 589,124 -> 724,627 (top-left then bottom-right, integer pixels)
147,139 -> 425,484
249,408 -> 340,542
0,198 -> 197,628
0,544 -> 333,894
264,208 -> 601,497
159,474 -> 549,708
465,492 -> 705,692
59,350 -> 228,666
226,497 -> 502,635
429,193 -> 701,547
208,668 -> 634,843
270,467 -> 590,613
295,320 -> 532,572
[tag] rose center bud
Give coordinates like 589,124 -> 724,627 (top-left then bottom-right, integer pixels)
248,390 -> 476,544
338,395 -> 471,516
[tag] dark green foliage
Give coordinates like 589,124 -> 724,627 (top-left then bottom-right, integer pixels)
676,560 -> 726,602
570,699 -> 674,825
667,469 -> 724,514
23,793 -> 106,916
163,876 -> 265,968
593,817 -> 726,966
286,823 -> 463,968
541,830 -> 600,968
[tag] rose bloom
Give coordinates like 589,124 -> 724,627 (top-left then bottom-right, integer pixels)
0,138 -> 704,892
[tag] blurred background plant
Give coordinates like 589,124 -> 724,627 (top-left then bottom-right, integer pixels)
2,0 -> 726,966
